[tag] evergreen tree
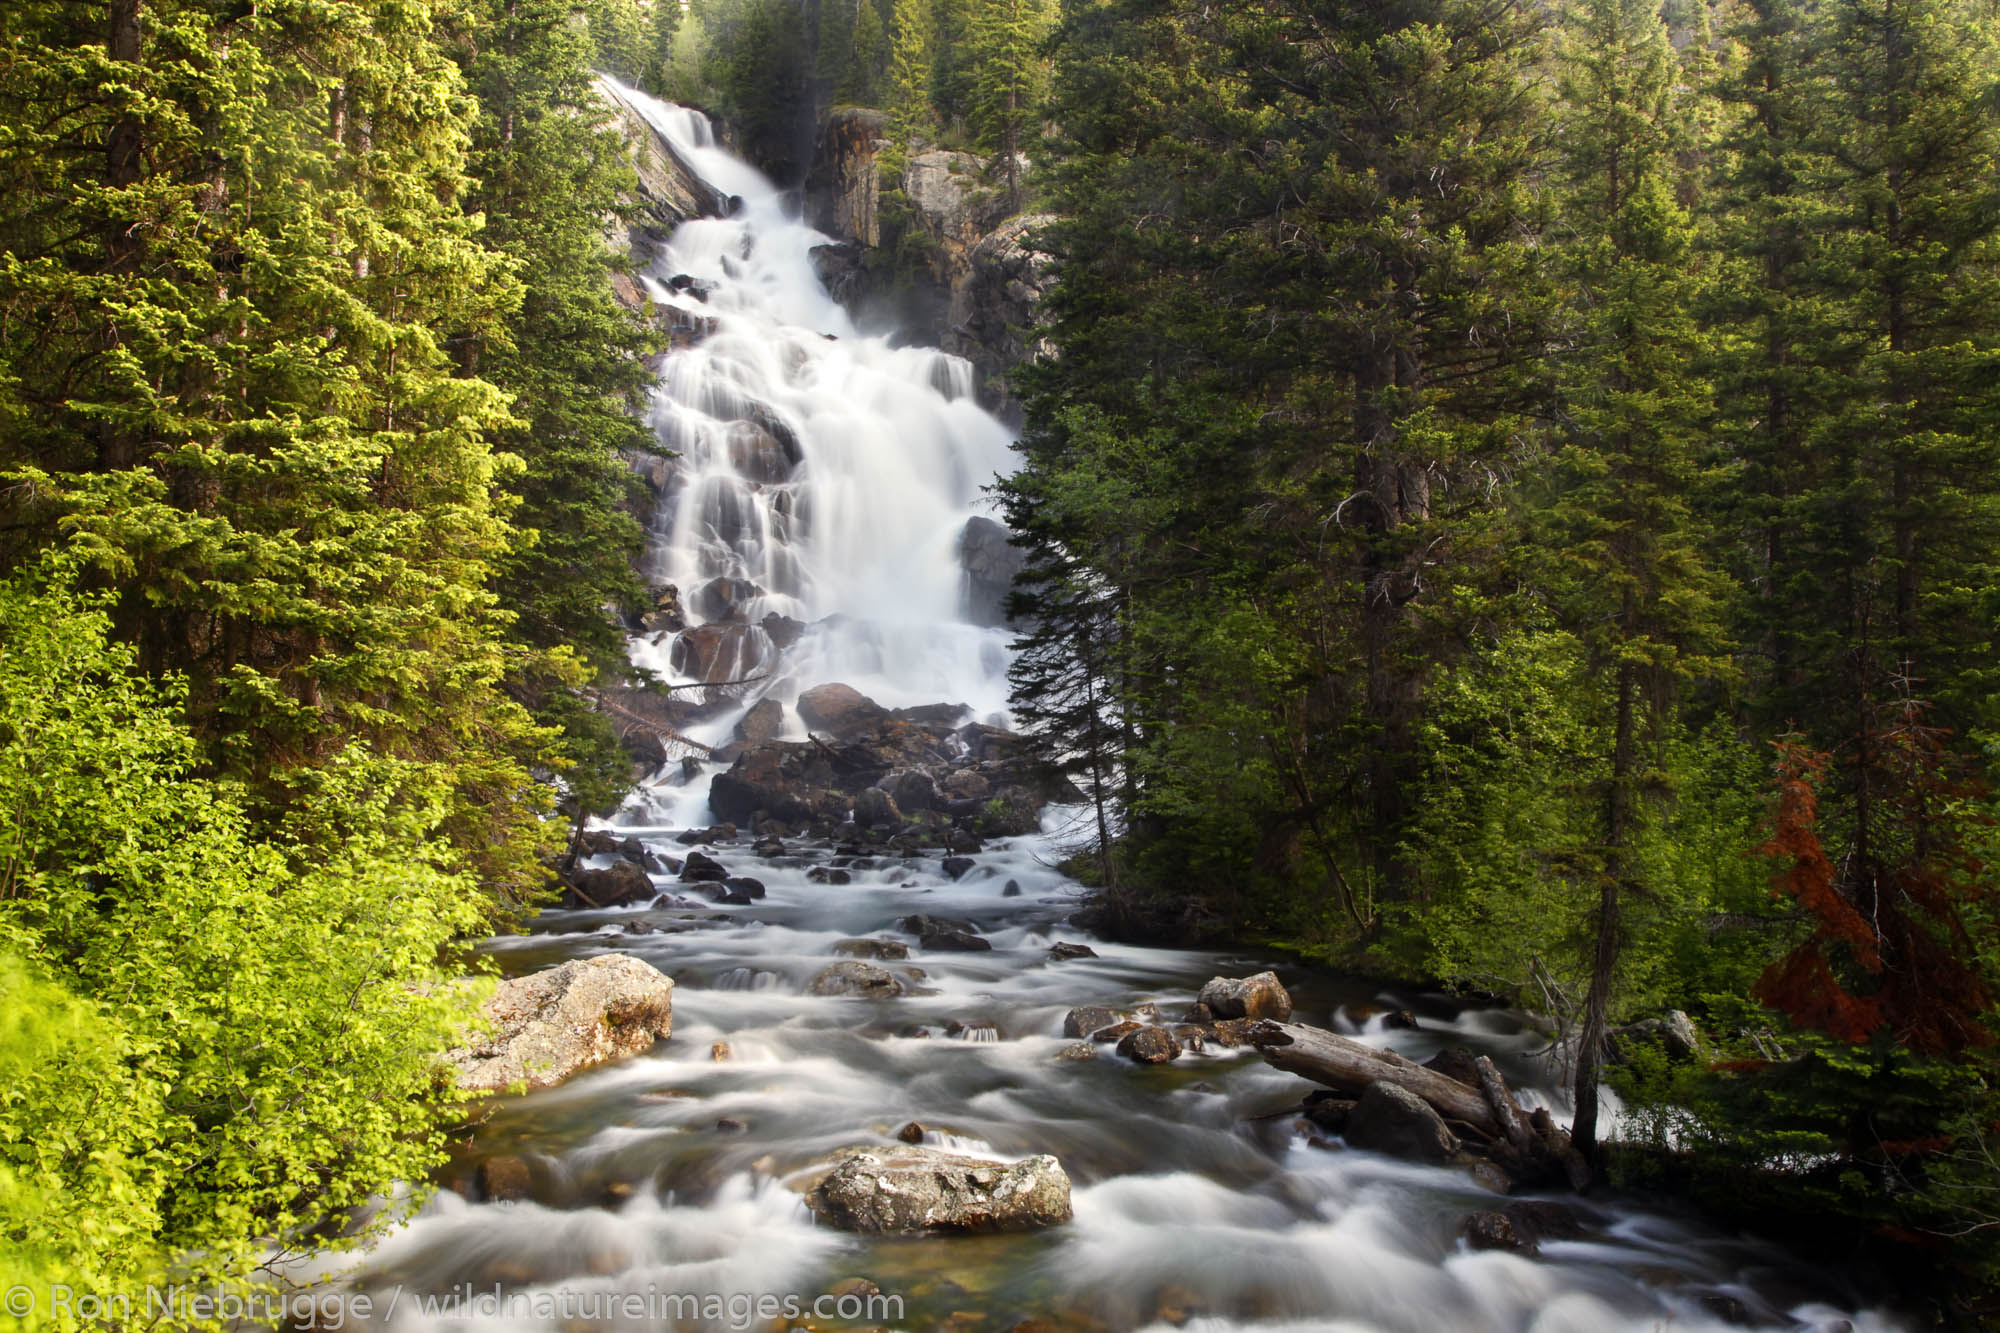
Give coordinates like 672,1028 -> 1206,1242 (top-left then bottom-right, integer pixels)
1545,0 -> 1735,1158
966,0 -> 1052,203
887,0 -> 935,141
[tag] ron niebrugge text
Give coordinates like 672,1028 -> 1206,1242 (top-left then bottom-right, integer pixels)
2,1282 -> 905,1327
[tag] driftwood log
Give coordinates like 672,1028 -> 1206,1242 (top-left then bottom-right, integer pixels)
1247,1020 -> 1590,1190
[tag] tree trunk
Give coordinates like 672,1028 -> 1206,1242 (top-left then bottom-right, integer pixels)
1571,660 -> 1635,1163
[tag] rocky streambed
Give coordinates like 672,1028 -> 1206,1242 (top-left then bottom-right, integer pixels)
322,810 -> 1904,1333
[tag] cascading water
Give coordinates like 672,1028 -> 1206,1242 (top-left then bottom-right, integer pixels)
296,88 -> 1909,1333
609,82 -> 1018,832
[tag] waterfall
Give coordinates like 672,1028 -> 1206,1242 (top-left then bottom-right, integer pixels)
605,81 -> 1019,828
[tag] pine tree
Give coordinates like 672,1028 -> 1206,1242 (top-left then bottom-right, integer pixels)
887,0 -> 934,142
966,0 -> 1052,203
1545,0 -> 1735,1158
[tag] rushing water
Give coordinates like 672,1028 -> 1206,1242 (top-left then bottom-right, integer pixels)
304,89 -> 1906,1333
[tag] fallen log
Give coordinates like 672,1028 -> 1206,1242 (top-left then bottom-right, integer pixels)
1247,1020 -> 1591,1189
1246,1020 -> 1501,1136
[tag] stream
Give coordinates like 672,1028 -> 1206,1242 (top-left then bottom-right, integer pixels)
312,87 -> 1907,1333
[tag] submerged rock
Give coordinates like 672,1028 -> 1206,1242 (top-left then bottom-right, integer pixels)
805,1145 -> 1072,1234
808,962 -> 907,998
1196,971 -> 1293,1021
899,913 -> 992,952
447,955 -> 674,1093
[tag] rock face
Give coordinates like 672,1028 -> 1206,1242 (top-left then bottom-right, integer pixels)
959,516 -> 1026,628
595,78 -> 730,282
805,1145 -> 1072,1234
1343,1080 -> 1461,1163
448,956 -> 675,1093
1197,972 -> 1294,1022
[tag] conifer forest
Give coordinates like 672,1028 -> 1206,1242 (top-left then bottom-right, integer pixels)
3,0 -> 2000,1328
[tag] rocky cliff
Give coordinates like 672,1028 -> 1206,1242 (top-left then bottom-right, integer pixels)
803,111 -> 1053,424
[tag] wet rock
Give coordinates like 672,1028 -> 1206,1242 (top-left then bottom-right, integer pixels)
808,962 -> 908,998
941,769 -> 992,800
1048,942 -> 1096,961
1502,1199 -> 1591,1244
1184,1002 -> 1216,1024
1092,1020 -> 1142,1043
710,1041 -> 731,1061
560,858 -> 655,908
808,866 -> 853,885
959,516 -> 1026,628
1301,1090 -> 1354,1134
942,855 -> 976,880
1344,1080 -> 1460,1163
1422,1046 -> 1482,1088
833,937 -> 910,961
887,769 -> 939,813
1055,1042 -> 1097,1062
734,697 -> 785,746
797,682 -> 893,738
1116,1026 -> 1181,1065
853,786 -> 902,828
715,1117 -> 749,1133
622,921 -> 655,936
1196,971 -> 1293,1022
1170,1023 -> 1209,1052
896,1121 -> 927,1144
899,913 -> 992,952
446,955 -> 675,1093
476,1155 -> 533,1202
1002,879 -> 1022,897
1383,1008 -> 1422,1031
691,574 -> 763,621
1464,1210 -> 1534,1254
680,850 -> 730,883
670,621 -> 768,684
1061,1005 -> 1123,1039
723,876 -> 766,899
945,826 -> 984,855
805,1145 -> 1072,1234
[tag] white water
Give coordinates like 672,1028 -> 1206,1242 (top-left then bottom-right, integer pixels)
292,93 -> 1907,1333
610,81 -> 1017,830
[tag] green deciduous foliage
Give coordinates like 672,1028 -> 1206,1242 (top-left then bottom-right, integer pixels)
0,559 -> 485,1317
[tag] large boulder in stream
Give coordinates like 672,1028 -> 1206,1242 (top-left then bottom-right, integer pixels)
1343,1080 -> 1461,1163
797,682 -> 893,738
808,962 -> 907,998
447,955 -> 675,1093
805,1145 -> 1072,1233
1197,971 -> 1293,1022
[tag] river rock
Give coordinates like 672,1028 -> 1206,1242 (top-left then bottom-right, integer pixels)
1056,1042 -> 1097,1061
1048,942 -> 1096,961
887,769 -> 938,812
798,683 -> 892,738
833,937 -> 910,961
808,962 -> 907,998
808,866 -> 852,885
1344,1080 -> 1460,1163
476,1155 -> 533,1202
899,914 -> 992,952
1062,1005 -> 1123,1039
447,955 -> 675,1093
1116,1026 -> 1181,1065
942,855 -> 976,880
560,859 -> 655,908
1464,1210 -> 1534,1254
1196,971 -> 1293,1021
805,1145 -> 1072,1234
680,850 -> 729,884
1422,1046 -> 1482,1088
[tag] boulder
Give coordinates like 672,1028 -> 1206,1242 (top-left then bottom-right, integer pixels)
797,683 -> 892,738
805,1145 -> 1072,1234
1048,942 -> 1097,961
899,914 -> 992,952
447,955 -> 674,1093
853,786 -> 902,828
808,962 -> 907,998
671,621 -> 769,684
1116,1026 -> 1181,1065
1196,971 -> 1294,1022
1062,1006 -> 1123,1039
958,516 -> 1026,628
679,850 -> 729,883
560,859 -> 655,908
1664,1009 -> 1702,1061
709,740 -> 844,825
887,769 -> 939,813
1343,1080 -> 1460,1163
941,856 -> 976,880
691,574 -> 763,622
